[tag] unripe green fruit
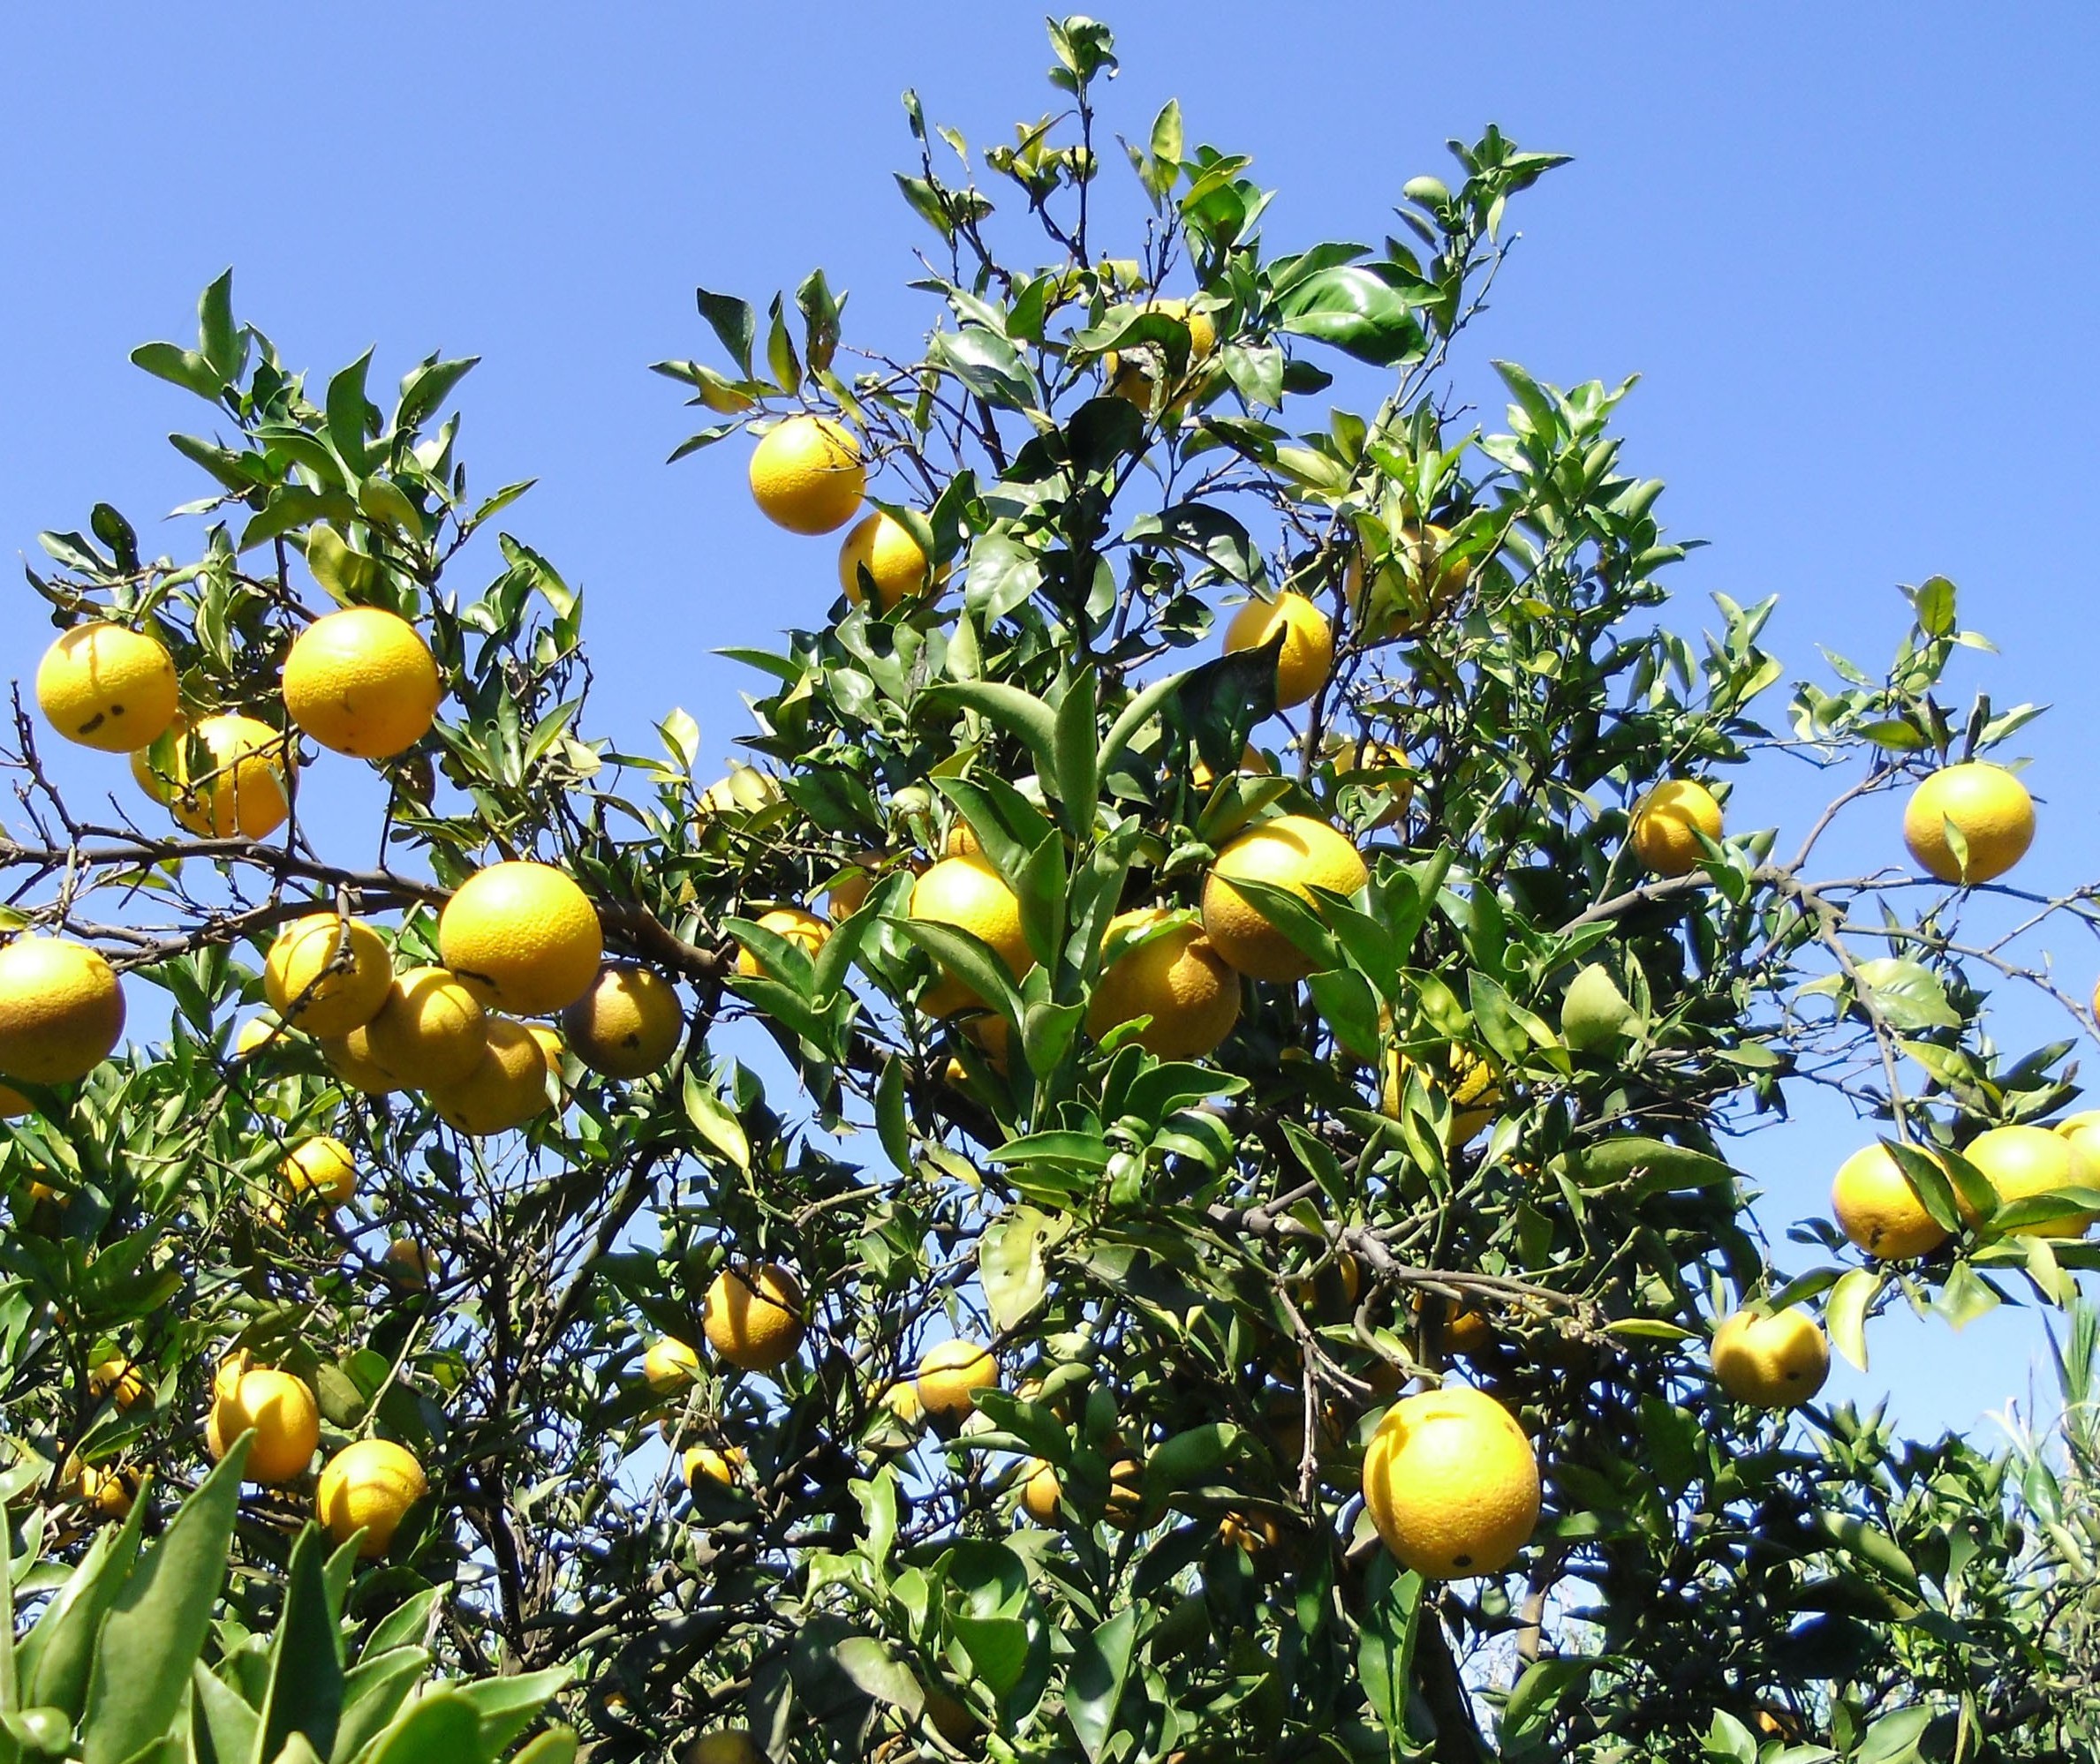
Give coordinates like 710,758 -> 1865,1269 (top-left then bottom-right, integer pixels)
1560,963 -> 1635,1052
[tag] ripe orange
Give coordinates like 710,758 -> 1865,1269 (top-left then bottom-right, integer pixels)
428,1016 -> 555,1135
281,607 -> 442,758
644,1336 -> 701,1394
734,908 -> 829,981
1710,1308 -> 1830,1408
1223,591 -> 1333,711
0,937 -> 126,1083
1830,1142 -> 1950,1260
703,1263 -> 806,1374
35,622 -> 179,752
1020,1459 -> 1062,1524
563,962 -> 684,1078
749,416 -> 865,535
438,861 -> 602,1015
1086,908 -> 1241,1059
89,1355 -> 150,1410
916,1339 -> 998,1423
317,1437 -> 428,1557
282,1135 -> 358,1208
162,713 -> 293,841
213,1366 -> 321,1484
837,510 -> 936,611
355,965 -> 488,1090
910,856 -> 1036,1014
1963,1123 -> 2096,1237
1629,780 -> 1723,878
1102,299 -> 1217,410
263,912 -> 393,1038
1903,762 -> 2035,885
1201,815 -> 1367,982
1361,1385 -> 1538,1579
684,1444 -> 745,1489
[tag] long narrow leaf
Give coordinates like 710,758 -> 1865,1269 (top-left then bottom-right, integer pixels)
252,1526 -> 344,1764
82,1437 -> 252,1764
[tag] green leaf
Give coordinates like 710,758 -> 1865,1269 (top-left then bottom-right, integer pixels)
131,341 -> 222,399
359,1590 -> 441,1662
357,1691 -> 482,1764
394,356 -> 479,433
1883,1138 -> 1961,1235
1857,1704 -> 1932,1764
831,1638 -> 924,1715
925,681 -> 1060,782
197,269 -> 242,381
694,287 -> 757,377
875,1055 -> 911,1174
1703,1711 -> 1758,1764
932,777 -> 1056,885
0,1505 -> 14,1712
1501,1656 -> 1599,1742
892,918 -> 1025,1032
194,1665 -> 261,1764
23,1518 -> 147,1716
450,1669 -> 570,1754
1050,667 -> 1100,839
511,1730 -> 578,1764
951,1616 -> 1029,1698
306,525 -> 380,606
82,1436 -> 252,1764
1851,959 -> 1961,1032
1824,1266 -> 1883,1372
325,350 -> 376,479
1815,1511 -> 1921,1593
329,1651 -> 429,1764
1274,267 -> 1425,367
979,1208 -> 1064,1331
680,1069 -> 752,1172
252,1526 -> 344,1764
1098,666 -> 1190,780
930,328 -> 1037,410
1207,875 -> 1343,976
1356,1557 -> 1423,1738
1559,1136 -> 1740,1196
1065,1607 -> 1137,1761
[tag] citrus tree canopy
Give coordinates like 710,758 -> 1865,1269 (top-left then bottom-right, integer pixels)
6,17 -> 2100,1764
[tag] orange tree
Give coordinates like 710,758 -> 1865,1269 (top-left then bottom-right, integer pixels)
6,16 -> 2100,1762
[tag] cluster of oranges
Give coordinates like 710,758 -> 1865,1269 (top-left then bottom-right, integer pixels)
19,596 -> 694,1551
725,392 -> 2090,1586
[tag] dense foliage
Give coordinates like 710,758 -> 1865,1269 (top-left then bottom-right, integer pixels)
6,17 -> 2100,1764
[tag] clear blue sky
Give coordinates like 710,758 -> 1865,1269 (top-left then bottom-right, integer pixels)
5,4 -> 2098,1443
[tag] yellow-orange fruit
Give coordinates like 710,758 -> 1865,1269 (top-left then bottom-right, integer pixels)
1903,762 -> 2035,885
916,1339 -> 999,1423
749,415 -> 865,535
263,913 -> 393,1039
1830,1142 -> 1951,1260
36,622 -> 179,752
0,937 -> 126,1084
438,862 -> 602,1016
280,607 -> 442,758
1361,1385 -> 1538,1579
1629,780 -> 1723,878
702,1263 -> 806,1374
1086,908 -> 1240,1059
1711,1307 -> 1831,1408
562,963 -> 683,1078
428,1016 -> 555,1135
1200,815 -> 1367,983
1222,591 -> 1333,711
316,1437 -> 428,1557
